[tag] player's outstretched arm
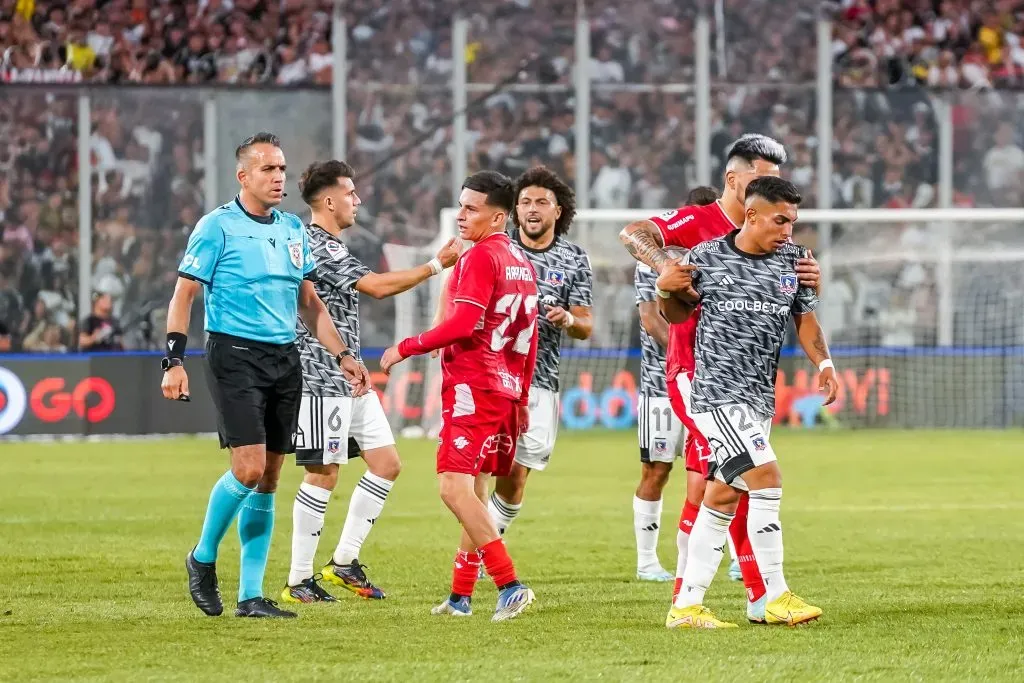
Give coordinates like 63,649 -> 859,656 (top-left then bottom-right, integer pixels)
160,276 -> 200,401
380,301 -> 485,374
638,301 -> 670,347
619,219 -> 672,273
793,311 -> 839,405
356,237 -> 461,299
298,280 -> 371,395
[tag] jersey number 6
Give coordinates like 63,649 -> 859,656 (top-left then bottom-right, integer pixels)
490,293 -> 538,355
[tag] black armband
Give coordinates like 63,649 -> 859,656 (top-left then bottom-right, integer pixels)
166,332 -> 187,360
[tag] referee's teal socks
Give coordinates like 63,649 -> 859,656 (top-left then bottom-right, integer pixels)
238,491 -> 275,602
193,470 -> 253,564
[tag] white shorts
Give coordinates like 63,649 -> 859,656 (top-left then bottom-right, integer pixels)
514,386 -> 559,471
294,392 -> 395,466
689,403 -> 776,492
637,394 -> 684,464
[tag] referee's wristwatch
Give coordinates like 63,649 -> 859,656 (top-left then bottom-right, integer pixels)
161,357 -> 184,371
335,349 -> 355,365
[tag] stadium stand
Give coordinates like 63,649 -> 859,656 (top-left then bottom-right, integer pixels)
1,0 -> 1023,350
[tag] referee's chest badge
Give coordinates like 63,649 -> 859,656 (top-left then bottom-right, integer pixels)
288,239 -> 303,268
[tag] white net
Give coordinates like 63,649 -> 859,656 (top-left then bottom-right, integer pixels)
383,207 -> 1024,432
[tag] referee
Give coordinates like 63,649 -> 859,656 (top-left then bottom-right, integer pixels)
160,132 -> 371,619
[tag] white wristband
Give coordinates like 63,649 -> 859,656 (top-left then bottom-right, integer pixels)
563,311 -> 575,329
655,287 -> 672,299
818,359 -> 834,372
427,258 -> 443,275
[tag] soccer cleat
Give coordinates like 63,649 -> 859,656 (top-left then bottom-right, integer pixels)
430,596 -> 473,617
728,558 -> 742,582
321,559 -> 386,599
747,595 -> 767,624
280,575 -> 337,604
491,584 -> 535,622
764,592 -> 822,626
666,604 -> 738,629
235,597 -> 298,618
637,567 -> 674,582
185,549 -> 223,616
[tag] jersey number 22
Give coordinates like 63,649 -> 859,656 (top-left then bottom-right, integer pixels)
490,293 -> 537,354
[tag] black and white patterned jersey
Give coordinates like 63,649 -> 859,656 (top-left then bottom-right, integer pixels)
296,224 -> 370,398
634,247 -> 687,398
508,226 -> 593,393
686,230 -> 818,420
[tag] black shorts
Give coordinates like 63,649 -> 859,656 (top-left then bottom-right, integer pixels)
204,333 -> 302,453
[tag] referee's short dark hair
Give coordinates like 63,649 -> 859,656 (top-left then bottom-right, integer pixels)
235,132 -> 281,161
298,160 -> 355,205
462,171 -> 514,214
744,176 -> 803,206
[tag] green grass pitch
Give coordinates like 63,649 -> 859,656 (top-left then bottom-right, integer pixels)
1,430 -> 1023,681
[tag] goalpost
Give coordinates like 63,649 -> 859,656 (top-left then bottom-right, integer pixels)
382,207 -> 1024,435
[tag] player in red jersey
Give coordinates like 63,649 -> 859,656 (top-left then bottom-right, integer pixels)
381,171 -> 539,622
619,134 -> 822,622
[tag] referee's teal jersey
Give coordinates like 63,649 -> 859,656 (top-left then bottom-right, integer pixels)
177,197 -> 317,345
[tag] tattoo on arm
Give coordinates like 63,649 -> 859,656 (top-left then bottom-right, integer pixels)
811,326 -> 830,362
620,222 -> 670,270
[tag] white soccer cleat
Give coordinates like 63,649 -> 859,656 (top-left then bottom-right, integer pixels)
637,567 -> 674,582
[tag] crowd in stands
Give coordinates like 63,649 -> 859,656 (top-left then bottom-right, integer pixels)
2,0 -> 1023,352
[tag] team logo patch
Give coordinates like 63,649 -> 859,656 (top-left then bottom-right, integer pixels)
453,436 -> 469,450
779,274 -> 798,294
288,239 -> 303,268
654,438 -> 668,455
546,268 -> 565,285
752,436 -> 767,452
327,438 -> 341,454
325,240 -> 343,260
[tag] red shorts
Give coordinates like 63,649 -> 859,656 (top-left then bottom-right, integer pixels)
436,384 -> 519,477
667,373 -> 711,476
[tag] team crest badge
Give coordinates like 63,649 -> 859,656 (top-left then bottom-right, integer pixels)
327,438 -> 340,454
654,438 -> 668,455
546,269 -> 565,285
779,274 -> 797,294
288,239 -> 303,268
325,240 -> 343,260
752,436 -> 767,452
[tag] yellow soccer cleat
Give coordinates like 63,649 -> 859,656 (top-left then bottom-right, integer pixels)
765,592 -> 822,626
665,604 -> 738,629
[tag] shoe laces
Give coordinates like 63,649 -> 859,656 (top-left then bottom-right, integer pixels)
343,561 -> 370,584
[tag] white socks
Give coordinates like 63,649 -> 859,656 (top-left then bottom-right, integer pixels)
673,504 -> 734,609
633,496 -> 664,572
488,492 -> 521,536
748,487 -> 787,602
288,483 -> 332,586
333,473 -> 394,565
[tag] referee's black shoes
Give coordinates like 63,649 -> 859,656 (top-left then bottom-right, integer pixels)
186,549 -> 223,616
235,597 -> 297,618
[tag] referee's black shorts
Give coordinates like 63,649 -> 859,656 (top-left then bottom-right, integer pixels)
204,332 -> 301,453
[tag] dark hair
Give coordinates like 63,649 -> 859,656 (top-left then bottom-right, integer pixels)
235,132 -> 281,160
686,185 -> 720,206
511,166 -> 576,236
726,133 -> 787,166
462,170 -> 514,213
744,176 -> 803,205
298,160 -> 355,204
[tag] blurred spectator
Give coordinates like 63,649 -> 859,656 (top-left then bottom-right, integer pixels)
0,318 -> 11,352
79,292 -> 123,352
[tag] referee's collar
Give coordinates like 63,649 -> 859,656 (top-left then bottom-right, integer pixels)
235,196 -> 275,225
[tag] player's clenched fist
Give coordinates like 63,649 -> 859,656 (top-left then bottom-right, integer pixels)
436,237 -> 462,269
818,365 -> 839,406
656,259 -> 698,303
338,355 -> 372,396
161,365 -> 189,400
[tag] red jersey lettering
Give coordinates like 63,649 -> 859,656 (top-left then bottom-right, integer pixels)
443,232 -> 539,402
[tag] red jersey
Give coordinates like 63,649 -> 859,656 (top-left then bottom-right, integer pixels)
441,232 -> 539,403
648,200 -> 739,380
